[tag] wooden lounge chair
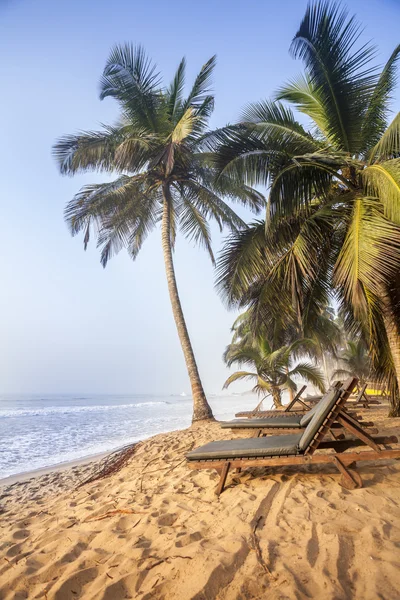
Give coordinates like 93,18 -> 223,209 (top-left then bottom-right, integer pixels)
220,384 -> 377,437
348,383 -> 381,408
186,377 -> 399,496
235,385 -> 309,419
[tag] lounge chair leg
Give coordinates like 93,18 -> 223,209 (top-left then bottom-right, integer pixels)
215,462 -> 231,497
334,457 -> 363,490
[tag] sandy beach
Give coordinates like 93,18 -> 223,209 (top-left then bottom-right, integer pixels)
1,404 -> 400,600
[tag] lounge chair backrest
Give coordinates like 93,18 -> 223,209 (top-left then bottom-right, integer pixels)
299,394 -> 326,427
299,382 -> 340,427
298,400 -> 320,427
298,388 -> 342,451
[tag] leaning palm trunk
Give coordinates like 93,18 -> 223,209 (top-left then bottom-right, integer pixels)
161,188 -> 214,422
271,387 -> 283,409
54,47 -> 263,425
381,296 -> 400,417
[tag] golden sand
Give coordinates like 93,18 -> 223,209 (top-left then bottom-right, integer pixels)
1,405 -> 400,599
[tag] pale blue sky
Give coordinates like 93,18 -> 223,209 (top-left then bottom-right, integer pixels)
1,0 -> 399,395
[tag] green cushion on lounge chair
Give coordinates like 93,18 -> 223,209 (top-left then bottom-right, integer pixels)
299,388 -> 339,427
220,414 -> 303,429
299,404 -> 318,427
186,434 -> 302,461
298,388 -> 342,451
298,397 -> 322,427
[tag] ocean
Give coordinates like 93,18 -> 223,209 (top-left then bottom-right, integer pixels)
0,392 -> 268,479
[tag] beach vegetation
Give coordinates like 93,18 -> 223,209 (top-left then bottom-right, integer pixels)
223,315 -> 325,408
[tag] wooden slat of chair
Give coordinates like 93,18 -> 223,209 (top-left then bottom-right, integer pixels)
236,385 -> 309,419
283,385 -> 308,411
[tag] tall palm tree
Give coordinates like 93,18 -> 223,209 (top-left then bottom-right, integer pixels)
213,2 -> 400,414
332,339 -> 371,388
223,336 -> 325,408
53,46 -> 264,422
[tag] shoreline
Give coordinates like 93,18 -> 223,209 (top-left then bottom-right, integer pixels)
0,448 -> 113,487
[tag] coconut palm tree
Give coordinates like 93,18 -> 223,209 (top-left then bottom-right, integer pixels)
331,339 -> 371,388
53,46 -> 264,422
213,2 -> 400,413
223,336 -> 325,408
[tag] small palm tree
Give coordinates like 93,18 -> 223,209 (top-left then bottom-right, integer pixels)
223,337 -> 325,408
214,2 -> 400,413
53,46 -> 263,422
332,339 -> 371,388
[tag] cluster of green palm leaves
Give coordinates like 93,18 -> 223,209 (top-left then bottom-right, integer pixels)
223,317 -> 325,408
213,2 -> 400,414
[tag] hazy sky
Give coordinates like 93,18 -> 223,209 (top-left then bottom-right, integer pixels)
1,0 -> 399,395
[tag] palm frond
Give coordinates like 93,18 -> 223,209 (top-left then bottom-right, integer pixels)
333,196 -> 400,314
290,1 -> 378,152
331,367 -> 352,380
183,55 -> 216,113
241,100 -> 320,149
368,112 -> 400,162
99,44 -> 162,131
213,102 -> 321,187
268,160 -> 334,220
53,127 -> 121,175
223,344 -> 263,369
290,362 -> 325,392
362,44 -> 400,152
64,175 -> 160,266
363,159 -> 400,223
98,196 -> 159,267
177,180 -> 246,234
64,176 -> 138,234
223,371 -> 258,389
179,199 -> 215,264
276,75 -> 330,137
216,221 -> 267,307
167,57 -> 186,120
171,107 -> 197,143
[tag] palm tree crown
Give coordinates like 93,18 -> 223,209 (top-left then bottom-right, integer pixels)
53,45 -> 264,422
223,323 -> 325,408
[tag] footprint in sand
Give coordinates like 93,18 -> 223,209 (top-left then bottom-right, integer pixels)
134,537 -> 151,549
53,566 -> 98,599
60,541 -> 88,563
100,574 -> 137,600
24,557 -> 46,575
175,531 -> 203,547
13,592 -> 28,600
6,542 -> 24,557
157,513 -> 177,527
12,529 -> 30,540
